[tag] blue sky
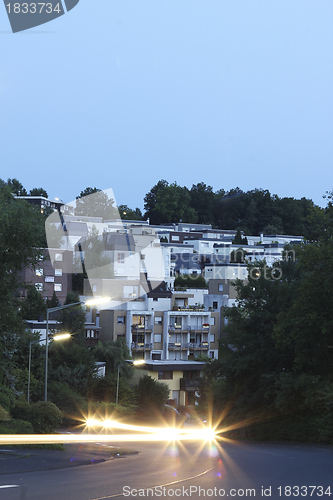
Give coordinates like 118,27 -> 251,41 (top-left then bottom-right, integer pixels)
1,0 -> 332,211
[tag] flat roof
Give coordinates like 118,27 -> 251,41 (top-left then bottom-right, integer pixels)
134,360 -> 206,371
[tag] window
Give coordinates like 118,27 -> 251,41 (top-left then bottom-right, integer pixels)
35,283 -> 43,291
174,316 -> 182,328
172,235 -> 179,241
54,284 -> 62,292
92,284 -> 97,293
153,297 -> 158,302
152,353 -> 161,360
55,253 -> 63,262
158,371 -> 173,380
154,334 -> 162,343
117,252 -> 125,264
209,351 -> 215,359
213,301 -> 218,310
210,317 -> 216,326
154,317 -> 162,325
117,316 -> 125,324
218,283 -> 224,292
133,315 -> 145,326
210,334 -> 215,342
35,268 -> 43,277
55,268 -> 63,277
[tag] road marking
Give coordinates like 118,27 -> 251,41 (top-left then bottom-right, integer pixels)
0,484 -> 19,489
90,465 -> 217,500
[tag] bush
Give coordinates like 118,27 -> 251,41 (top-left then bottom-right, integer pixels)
136,375 -> 169,416
0,419 -> 34,434
48,382 -> 88,425
0,386 -> 15,411
29,401 -> 63,433
11,400 -> 31,422
0,405 -> 10,421
87,401 -> 136,420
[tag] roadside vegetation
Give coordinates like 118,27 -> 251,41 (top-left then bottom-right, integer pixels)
1,178 -> 333,445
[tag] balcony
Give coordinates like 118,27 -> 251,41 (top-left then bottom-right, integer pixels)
131,342 -> 153,350
180,378 -> 200,391
132,325 -> 152,333
188,342 -> 209,350
168,343 -> 189,350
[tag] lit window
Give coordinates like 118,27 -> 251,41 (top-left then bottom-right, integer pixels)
35,268 -> 43,277
54,284 -> 62,292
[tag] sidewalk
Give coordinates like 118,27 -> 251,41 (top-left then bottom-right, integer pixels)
0,443 -> 139,475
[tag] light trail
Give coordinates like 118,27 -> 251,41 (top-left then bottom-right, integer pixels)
84,419 -> 216,441
0,431 -> 217,446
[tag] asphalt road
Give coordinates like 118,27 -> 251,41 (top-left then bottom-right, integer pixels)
1,439 -> 333,500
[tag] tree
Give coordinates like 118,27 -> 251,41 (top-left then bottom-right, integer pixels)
29,187 -> 48,198
118,204 -> 143,220
5,178 -> 27,196
47,291 -> 61,310
0,183 -> 45,389
232,228 -> 248,245
190,183 -> 215,225
20,286 -> 47,320
136,375 -> 169,416
92,337 -> 131,376
144,180 -> 198,224
75,188 -> 118,220
59,291 -> 86,338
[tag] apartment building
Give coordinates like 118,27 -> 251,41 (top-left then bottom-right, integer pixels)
18,248 -> 73,304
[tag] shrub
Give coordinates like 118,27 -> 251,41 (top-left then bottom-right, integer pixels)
0,419 -> 34,434
0,386 -> 15,411
48,381 -> 88,425
29,401 -> 63,433
11,400 -> 31,422
0,405 -> 10,421
136,375 -> 169,416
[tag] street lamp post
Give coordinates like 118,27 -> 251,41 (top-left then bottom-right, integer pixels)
116,359 -> 145,404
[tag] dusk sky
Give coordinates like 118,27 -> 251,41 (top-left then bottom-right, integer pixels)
1,0 -> 332,211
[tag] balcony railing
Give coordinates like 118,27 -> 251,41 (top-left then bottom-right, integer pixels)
168,343 -> 190,350
131,342 -> 153,350
188,342 -> 210,349
180,378 -> 200,391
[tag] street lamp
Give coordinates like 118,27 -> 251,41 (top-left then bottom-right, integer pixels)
116,359 -> 145,405
28,333 -> 71,403
45,296 -> 111,401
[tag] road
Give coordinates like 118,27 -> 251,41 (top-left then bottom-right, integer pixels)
1,439 -> 333,499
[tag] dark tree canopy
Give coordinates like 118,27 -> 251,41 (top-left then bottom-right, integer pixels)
29,187 -> 48,198
144,180 -> 318,236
